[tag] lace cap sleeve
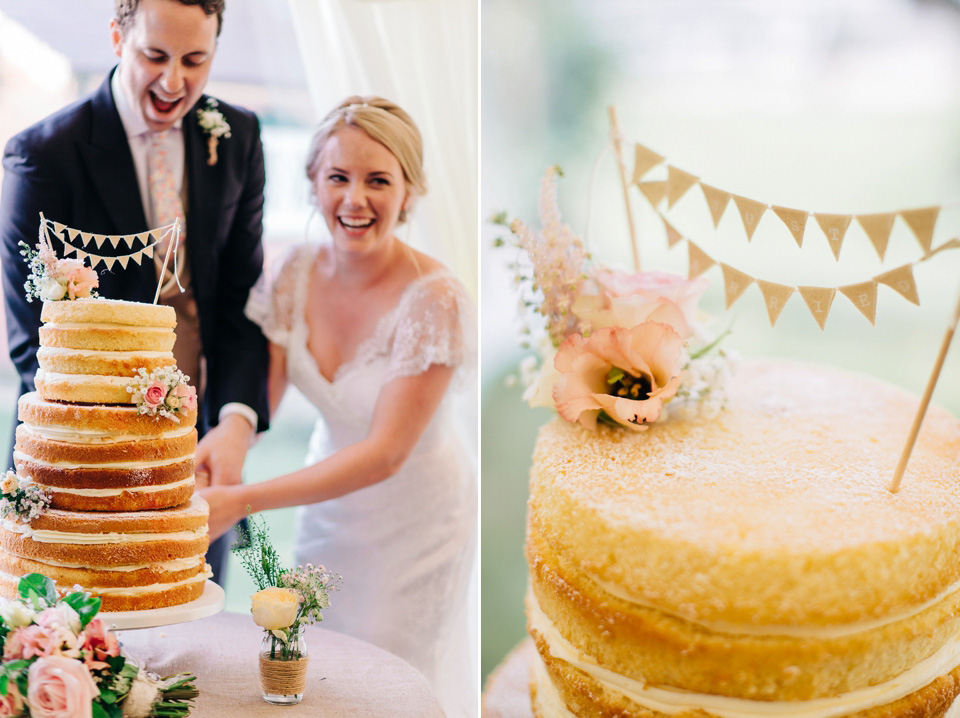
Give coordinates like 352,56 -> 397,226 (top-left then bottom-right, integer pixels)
244,243 -> 315,348
387,272 -> 477,387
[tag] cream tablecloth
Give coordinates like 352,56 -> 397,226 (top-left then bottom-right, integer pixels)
117,611 -> 444,717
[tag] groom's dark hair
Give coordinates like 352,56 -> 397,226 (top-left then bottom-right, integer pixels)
115,0 -> 226,37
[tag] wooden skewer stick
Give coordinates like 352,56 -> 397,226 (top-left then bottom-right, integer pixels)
608,106 -> 641,272
889,284 -> 960,492
153,218 -> 179,305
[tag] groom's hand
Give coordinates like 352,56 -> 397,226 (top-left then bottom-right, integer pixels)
196,414 -> 255,488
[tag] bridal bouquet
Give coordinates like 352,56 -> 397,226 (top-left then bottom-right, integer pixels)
496,166 -> 732,432
0,573 -> 198,718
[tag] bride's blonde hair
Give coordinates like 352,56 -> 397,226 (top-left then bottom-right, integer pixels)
305,96 -> 427,223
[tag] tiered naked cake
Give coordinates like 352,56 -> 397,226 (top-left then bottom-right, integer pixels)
526,361 -> 960,717
0,298 -> 211,612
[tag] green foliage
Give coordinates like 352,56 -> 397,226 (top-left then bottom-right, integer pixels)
18,573 -> 57,609
62,591 -> 102,629
232,514 -> 287,590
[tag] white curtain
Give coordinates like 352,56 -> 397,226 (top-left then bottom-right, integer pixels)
287,0 -> 478,300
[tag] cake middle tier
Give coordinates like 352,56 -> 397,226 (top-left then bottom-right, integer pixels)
15,392 -> 198,511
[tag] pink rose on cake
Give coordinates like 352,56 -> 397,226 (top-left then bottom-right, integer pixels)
64,266 -> 98,300
27,655 -> 100,718
143,381 -> 168,409
173,382 -> 197,412
553,322 -> 684,431
573,268 -> 708,340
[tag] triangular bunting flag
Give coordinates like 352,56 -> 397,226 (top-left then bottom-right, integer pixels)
687,241 -> 715,279
631,143 -> 665,184
666,166 -> 699,209
699,184 -> 731,228
143,245 -> 155,260
771,206 -> 808,248
61,243 -> 76,257
877,265 -> 919,305
839,281 -> 879,325
659,214 -> 684,248
637,181 -> 666,209
855,213 -> 896,261
80,232 -> 93,247
797,286 -> 836,330
756,280 -> 794,327
89,255 -> 103,268
67,228 -> 80,241
929,237 -> 960,257
131,250 -> 143,266
52,222 -> 67,238
107,235 -> 121,248
732,195 -> 767,241
150,230 -> 164,246
720,263 -> 754,309
118,256 -> 130,270
134,232 -> 150,247
900,206 -> 939,253
814,213 -> 852,261
94,234 -> 107,249
102,257 -> 116,271
75,250 -> 87,262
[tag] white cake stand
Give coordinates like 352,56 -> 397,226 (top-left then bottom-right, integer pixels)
99,580 -> 225,631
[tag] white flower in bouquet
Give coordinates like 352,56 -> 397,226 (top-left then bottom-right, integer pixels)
0,596 -> 34,628
250,587 -> 300,632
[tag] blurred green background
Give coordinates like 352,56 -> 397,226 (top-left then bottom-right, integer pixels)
481,0 -> 960,685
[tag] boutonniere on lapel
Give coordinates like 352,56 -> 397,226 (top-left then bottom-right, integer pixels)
197,98 -> 232,166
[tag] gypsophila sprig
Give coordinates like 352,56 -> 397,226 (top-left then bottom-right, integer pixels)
279,564 -> 341,627
0,573 -> 199,717
0,470 -> 51,523
126,366 -> 197,423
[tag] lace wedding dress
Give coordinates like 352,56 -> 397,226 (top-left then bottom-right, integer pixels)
246,243 -> 477,718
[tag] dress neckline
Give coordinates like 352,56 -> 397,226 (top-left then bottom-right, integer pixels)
297,248 -> 451,385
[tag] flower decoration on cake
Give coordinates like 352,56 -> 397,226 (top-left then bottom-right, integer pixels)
0,573 -> 198,718
196,98 -> 231,167
0,471 -> 51,524
498,166 -> 732,431
232,516 -> 341,661
126,367 -> 197,423
19,231 -> 99,303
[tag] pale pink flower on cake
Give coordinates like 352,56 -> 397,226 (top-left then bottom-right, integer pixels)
143,381 -> 168,409
27,655 -> 99,718
0,681 -> 23,717
64,266 -> 98,300
573,268 -> 708,340
78,618 -> 119,670
174,382 -> 197,411
553,322 -> 684,431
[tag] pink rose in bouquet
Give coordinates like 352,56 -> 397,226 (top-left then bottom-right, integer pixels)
4,624 -> 57,661
143,381 -> 168,409
0,682 -> 23,717
573,268 -> 708,340
553,322 -> 684,431
27,654 -> 99,718
174,382 -> 198,411
78,618 -> 119,670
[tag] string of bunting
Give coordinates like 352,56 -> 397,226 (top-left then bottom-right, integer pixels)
631,142 -> 943,262
40,216 -> 177,271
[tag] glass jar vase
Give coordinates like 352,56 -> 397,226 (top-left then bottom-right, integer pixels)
259,625 -> 309,705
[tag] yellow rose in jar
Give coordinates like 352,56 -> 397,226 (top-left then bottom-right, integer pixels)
250,587 -> 300,630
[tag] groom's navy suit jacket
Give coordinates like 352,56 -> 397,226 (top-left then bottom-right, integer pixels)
0,70 -> 270,450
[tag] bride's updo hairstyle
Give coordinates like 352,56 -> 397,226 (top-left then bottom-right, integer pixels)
305,96 -> 427,223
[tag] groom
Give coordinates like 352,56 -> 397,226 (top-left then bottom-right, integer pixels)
0,0 -> 269,585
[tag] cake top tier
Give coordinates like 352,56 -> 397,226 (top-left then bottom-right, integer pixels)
530,361 -> 960,626
40,298 -> 176,328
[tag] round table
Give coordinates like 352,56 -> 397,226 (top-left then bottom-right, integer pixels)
117,611 -> 444,718
482,640 -> 536,718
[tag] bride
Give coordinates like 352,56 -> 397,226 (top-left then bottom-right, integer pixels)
199,96 -> 476,718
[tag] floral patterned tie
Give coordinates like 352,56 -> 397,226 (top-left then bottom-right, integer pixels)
147,131 -> 185,293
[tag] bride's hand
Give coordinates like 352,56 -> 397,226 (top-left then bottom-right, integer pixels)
198,485 -> 248,541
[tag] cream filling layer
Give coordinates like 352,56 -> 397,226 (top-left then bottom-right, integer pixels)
530,650 -> 577,717
14,450 -> 192,470
41,476 -> 194,497
528,591 -> 960,718
21,423 -> 194,444
589,572 -> 960,639
37,556 -> 204,572
43,323 -> 173,333
0,568 -> 210,597
34,370 -> 134,387
1,520 -> 208,544
37,347 -> 173,359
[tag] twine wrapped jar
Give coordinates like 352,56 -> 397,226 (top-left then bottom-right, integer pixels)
259,626 -> 309,705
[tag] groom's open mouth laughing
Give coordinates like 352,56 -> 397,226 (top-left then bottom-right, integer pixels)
150,91 -> 184,116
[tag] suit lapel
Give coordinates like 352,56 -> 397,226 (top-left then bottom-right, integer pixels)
183,97 -> 221,276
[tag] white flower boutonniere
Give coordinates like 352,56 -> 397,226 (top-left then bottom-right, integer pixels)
197,98 -> 232,166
